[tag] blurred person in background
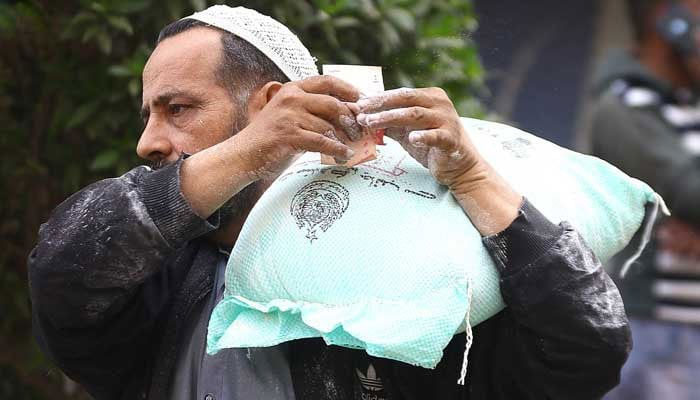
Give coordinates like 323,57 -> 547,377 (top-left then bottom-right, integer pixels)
590,0 -> 700,398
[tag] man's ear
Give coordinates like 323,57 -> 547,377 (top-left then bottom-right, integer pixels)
247,81 -> 284,120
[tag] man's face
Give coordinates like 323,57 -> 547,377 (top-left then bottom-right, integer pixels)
139,27 -> 263,226
139,27 -> 237,164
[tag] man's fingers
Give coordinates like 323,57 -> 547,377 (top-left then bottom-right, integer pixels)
408,129 -> 459,152
356,107 -> 441,130
298,113 -> 337,138
302,93 -> 364,141
319,130 -> 352,164
356,88 -> 439,113
383,127 -> 409,142
344,101 -> 361,115
297,130 -> 355,161
297,75 -> 360,102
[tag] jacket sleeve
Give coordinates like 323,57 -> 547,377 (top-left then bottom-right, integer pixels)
28,159 -> 219,399
483,199 -> 631,400
590,93 -> 700,225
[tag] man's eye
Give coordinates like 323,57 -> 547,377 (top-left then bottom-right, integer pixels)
168,104 -> 188,115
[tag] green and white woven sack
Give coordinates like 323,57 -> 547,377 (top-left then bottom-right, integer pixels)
207,117 -> 663,374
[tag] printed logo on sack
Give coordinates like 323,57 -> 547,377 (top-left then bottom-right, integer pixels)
290,180 -> 349,242
355,364 -> 386,400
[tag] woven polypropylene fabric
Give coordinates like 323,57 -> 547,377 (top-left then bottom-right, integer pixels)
207,117 -> 661,369
186,5 -> 318,81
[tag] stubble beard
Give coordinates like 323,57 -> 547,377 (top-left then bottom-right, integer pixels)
217,109 -> 264,228
217,180 -> 263,227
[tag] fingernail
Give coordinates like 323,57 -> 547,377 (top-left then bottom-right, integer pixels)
360,113 -> 381,127
345,148 -> 355,159
409,131 -> 426,147
356,113 -> 368,126
344,102 -> 360,114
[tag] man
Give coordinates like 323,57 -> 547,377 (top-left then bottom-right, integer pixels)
590,0 -> 700,398
29,5 -> 629,400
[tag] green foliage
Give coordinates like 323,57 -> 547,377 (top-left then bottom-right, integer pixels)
0,0 -> 482,398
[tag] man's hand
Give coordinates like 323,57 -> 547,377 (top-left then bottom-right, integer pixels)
233,75 -> 364,181
354,87 -> 483,189
181,75 -> 363,219
353,87 -> 523,235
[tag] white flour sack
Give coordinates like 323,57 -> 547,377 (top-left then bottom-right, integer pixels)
207,117 -> 664,372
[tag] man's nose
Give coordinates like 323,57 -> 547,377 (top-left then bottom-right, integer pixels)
136,117 -> 176,163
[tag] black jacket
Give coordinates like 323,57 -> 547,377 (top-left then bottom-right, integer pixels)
28,158 -> 631,399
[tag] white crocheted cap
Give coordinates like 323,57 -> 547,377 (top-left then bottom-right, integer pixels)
185,5 -> 319,81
